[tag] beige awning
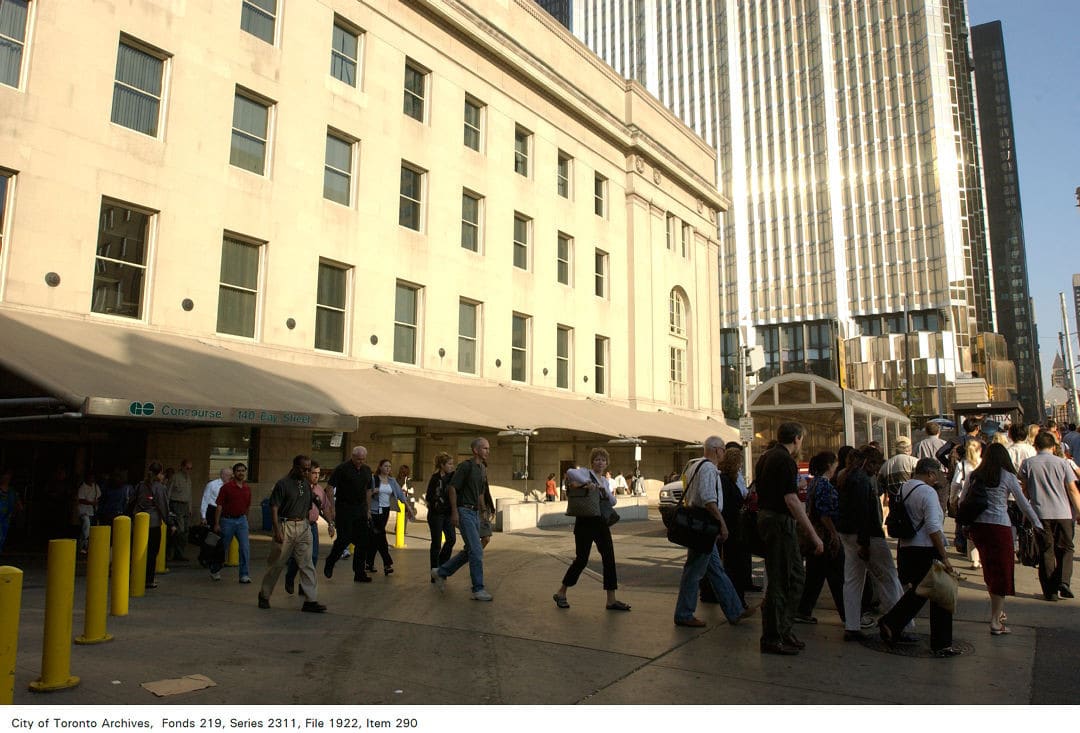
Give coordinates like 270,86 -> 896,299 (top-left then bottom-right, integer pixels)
0,308 -> 735,443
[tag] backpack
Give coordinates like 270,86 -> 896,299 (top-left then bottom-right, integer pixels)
885,482 -> 925,540
128,481 -> 156,517
955,475 -> 989,526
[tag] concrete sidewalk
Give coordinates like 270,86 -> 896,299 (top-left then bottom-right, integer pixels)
8,515 -> 1079,705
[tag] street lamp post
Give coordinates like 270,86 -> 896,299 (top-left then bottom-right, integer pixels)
498,427 -> 538,501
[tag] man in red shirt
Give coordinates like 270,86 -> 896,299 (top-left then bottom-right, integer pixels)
211,462 -> 253,583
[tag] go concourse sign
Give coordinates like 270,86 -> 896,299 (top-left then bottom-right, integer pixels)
82,397 -> 358,432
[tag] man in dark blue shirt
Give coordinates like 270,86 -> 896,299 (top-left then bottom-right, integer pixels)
324,446 -> 374,583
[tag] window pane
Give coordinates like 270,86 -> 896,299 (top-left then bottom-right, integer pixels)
233,95 -> 268,136
461,194 -> 479,251
94,200 -> 150,318
0,0 -> 28,43
399,167 -> 421,230
241,0 -> 275,43
317,264 -> 346,309
395,285 -> 416,325
458,301 -> 477,374
115,43 -> 162,96
393,324 -> 416,363
91,260 -> 145,318
403,64 -> 424,120
230,132 -> 265,174
511,349 -> 526,382
0,36 -> 22,87
464,100 -> 481,150
324,169 -> 350,205
96,205 -> 149,265
315,308 -> 345,352
325,135 -> 351,171
512,316 -> 526,349
514,131 -> 528,175
220,238 -> 259,290
458,301 -> 476,338
458,337 -> 476,374
331,54 -> 357,86
513,216 -> 528,269
111,84 -> 159,136
217,287 -> 257,337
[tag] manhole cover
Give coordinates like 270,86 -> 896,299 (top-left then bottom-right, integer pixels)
857,633 -> 975,658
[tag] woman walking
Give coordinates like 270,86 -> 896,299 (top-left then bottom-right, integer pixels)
795,451 -> 845,624
130,461 -> 170,589
366,459 -> 415,575
425,452 -> 457,581
963,443 -> 1043,635
552,448 -> 630,611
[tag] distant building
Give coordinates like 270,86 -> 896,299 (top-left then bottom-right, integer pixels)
535,0 -> 573,31
970,20 -> 1043,421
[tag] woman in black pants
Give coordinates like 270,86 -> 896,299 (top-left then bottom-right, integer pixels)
795,451 -> 845,624
552,448 -> 630,611
425,452 -> 457,580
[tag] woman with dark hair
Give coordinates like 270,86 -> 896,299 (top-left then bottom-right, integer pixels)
130,461 -> 169,589
718,446 -> 751,604
366,459 -> 415,575
963,442 -> 1043,635
795,451 -> 845,624
425,452 -> 457,581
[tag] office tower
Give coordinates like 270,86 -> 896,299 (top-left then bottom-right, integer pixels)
536,0 -> 574,31
566,0 -> 1004,420
970,20 -> 1042,419
1073,274 -> 1080,345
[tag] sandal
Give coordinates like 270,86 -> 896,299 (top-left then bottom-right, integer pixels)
606,600 -> 632,611
553,594 -> 570,609
990,624 -> 1011,636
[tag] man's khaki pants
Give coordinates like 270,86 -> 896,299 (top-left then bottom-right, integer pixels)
261,520 -> 317,601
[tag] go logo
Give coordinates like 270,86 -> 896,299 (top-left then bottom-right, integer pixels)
129,401 -> 156,417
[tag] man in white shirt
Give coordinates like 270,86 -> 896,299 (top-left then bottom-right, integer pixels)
877,458 -> 958,656
200,468 -> 232,525
1006,423 -> 1036,471
76,473 -> 101,553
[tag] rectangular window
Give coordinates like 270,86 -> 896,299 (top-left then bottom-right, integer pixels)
394,282 -> 420,364
461,191 -> 481,252
665,213 -> 675,250
0,0 -> 29,88
330,18 -> 359,86
514,126 -> 531,177
458,299 -> 478,374
556,325 -> 572,389
217,235 -> 262,338
594,249 -> 608,298
230,89 -> 271,175
557,151 -> 571,198
556,233 -> 572,285
513,213 -> 529,270
399,163 -> 424,231
323,130 -> 353,205
594,335 -> 609,395
594,173 -> 607,217
670,346 -> 686,406
463,97 -> 483,151
91,200 -> 151,319
403,60 -> 427,122
240,0 -> 276,44
315,261 -> 349,352
511,313 -> 530,382
111,38 -> 166,137
681,223 -> 690,258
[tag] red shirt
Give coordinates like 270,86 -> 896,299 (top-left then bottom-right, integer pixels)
216,480 -> 252,519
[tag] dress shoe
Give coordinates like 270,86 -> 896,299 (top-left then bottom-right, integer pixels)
793,614 -> 818,624
353,574 -> 373,583
674,617 -> 706,628
760,640 -> 799,655
384,566 -> 394,576
1059,586 -> 1074,599
301,601 -> 327,613
781,632 -> 805,650
1043,593 -> 1059,602
257,594 -> 270,609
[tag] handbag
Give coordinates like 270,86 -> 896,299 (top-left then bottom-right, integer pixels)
955,475 -> 989,526
914,560 -> 959,614
666,460 -> 721,553
600,498 -> 620,527
565,467 -> 602,517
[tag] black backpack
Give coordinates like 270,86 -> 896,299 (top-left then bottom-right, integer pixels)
885,483 -> 925,540
956,476 -> 989,526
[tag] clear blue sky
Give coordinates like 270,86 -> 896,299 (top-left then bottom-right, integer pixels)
967,1 -> 1080,390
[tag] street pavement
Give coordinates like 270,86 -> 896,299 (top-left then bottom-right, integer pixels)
7,513 -> 1079,705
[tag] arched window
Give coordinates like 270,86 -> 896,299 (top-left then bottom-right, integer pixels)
668,288 -> 690,407
669,289 -> 684,336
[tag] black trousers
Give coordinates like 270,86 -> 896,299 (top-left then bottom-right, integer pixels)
561,517 -> 617,590
798,545 -> 845,620
146,526 -> 162,584
721,530 -> 753,599
324,505 -> 371,578
1038,518 -> 1075,597
366,511 -> 393,569
428,511 -> 456,569
879,546 -> 952,651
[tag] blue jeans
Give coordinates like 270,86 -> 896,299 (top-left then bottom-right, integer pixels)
675,544 -> 745,623
437,507 -> 484,592
212,516 -> 250,577
285,522 -> 319,588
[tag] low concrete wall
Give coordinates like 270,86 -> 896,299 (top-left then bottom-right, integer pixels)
500,497 -> 650,532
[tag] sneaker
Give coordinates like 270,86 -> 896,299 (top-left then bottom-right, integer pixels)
431,568 -> 446,593
341,549 -> 351,559
793,614 -> 818,624
210,571 -> 222,581
430,567 -> 438,584
257,594 -> 270,609
239,576 -> 252,584
860,612 -> 876,629
471,589 -> 493,601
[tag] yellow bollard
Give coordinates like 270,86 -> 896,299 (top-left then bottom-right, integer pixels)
226,537 -> 239,567
0,566 -> 24,705
394,500 -> 406,548
75,525 -> 113,645
130,512 -> 149,598
29,539 -> 80,692
111,515 -> 131,617
156,525 -> 169,575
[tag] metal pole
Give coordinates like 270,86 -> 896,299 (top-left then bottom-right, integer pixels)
1060,293 -> 1080,424
523,433 -> 530,501
739,331 -> 752,482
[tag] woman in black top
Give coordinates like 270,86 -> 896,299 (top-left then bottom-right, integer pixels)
425,452 -> 457,580
718,447 -> 751,604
